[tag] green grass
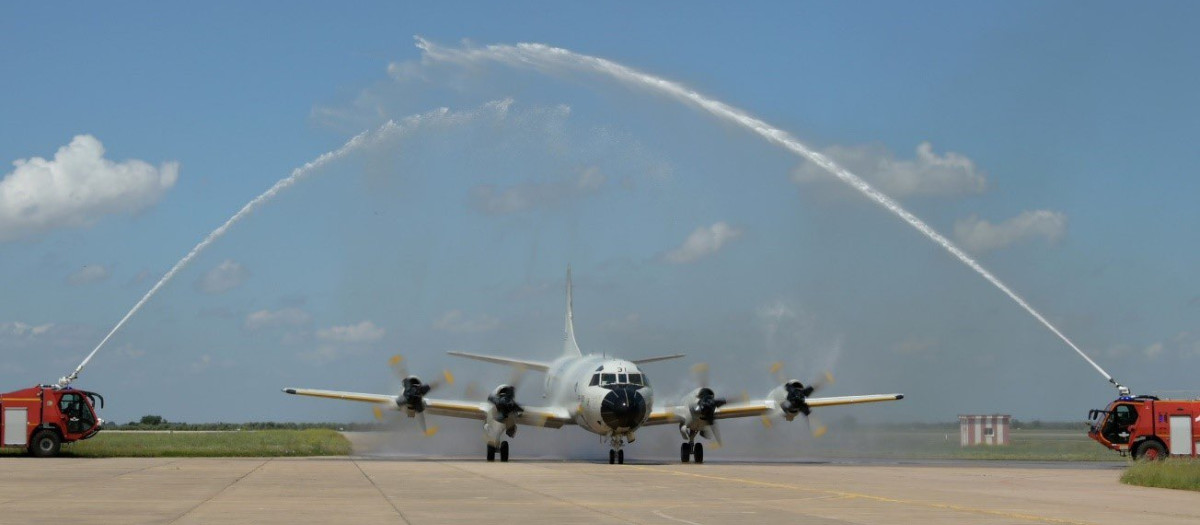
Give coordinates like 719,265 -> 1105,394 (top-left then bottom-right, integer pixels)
1,429 -> 351,458
1121,459 -> 1200,491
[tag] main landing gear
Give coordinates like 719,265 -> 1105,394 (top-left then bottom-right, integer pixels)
486,441 -> 510,462
680,442 -> 704,463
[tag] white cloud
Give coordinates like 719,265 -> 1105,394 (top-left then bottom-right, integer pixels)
243,308 -> 312,331
953,210 -> 1067,253
0,135 -> 179,241
662,222 -> 743,264
791,141 -> 985,198
317,321 -> 386,343
67,265 -> 109,286
433,310 -> 500,333
195,259 -> 250,294
0,321 -> 55,337
470,167 -> 606,215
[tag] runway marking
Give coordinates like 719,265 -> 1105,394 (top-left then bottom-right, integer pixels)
631,466 -> 1094,525
167,459 -> 272,524
353,458 -> 413,525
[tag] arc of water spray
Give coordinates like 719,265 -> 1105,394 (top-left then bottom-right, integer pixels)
59,100 -> 514,388
414,38 -> 1128,394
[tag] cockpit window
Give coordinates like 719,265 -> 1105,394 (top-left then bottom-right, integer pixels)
601,373 -> 616,385
628,373 -> 643,386
618,373 -> 628,384
589,374 -> 599,387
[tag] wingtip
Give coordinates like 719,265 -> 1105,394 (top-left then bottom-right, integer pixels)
283,388 -> 297,395
895,394 -> 905,400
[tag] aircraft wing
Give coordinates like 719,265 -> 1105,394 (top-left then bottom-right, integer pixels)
446,351 -> 551,372
283,388 -> 394,404
645,393 -> 904,426
282,388 -> 572,428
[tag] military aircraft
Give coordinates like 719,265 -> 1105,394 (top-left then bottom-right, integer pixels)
284,269 -> 904,464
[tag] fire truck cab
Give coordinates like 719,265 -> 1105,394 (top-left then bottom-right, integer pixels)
1088,395 -> 1200,460
1,385 -> 104,457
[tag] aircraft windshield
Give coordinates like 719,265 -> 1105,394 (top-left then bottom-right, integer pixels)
601,373 -> 616,385
628,374 -> 643,386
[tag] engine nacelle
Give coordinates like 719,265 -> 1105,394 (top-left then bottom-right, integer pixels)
769,379 -> 812,421
397,375 -> 431,415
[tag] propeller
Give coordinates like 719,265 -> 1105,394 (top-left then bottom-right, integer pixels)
768,363 -> 834,438
378,354 -> 455,437
487,384 -> 524,422
687,363 -> 727,446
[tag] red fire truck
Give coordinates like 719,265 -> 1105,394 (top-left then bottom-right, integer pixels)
1088,395 -> 1200,460
1,385 -> 104,457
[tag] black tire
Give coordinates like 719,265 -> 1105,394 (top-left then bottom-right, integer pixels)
609,450 -> 616,464
500,441 -> 509,462
681,442 -> 691,463
1135,440 -> 1167,461
29,430 -> 61,458
486,444 -> 496,462
693,442 -> 704,464
617,450 -> 624,465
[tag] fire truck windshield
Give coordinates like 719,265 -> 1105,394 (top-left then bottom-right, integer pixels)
1100,403 -> 1138,445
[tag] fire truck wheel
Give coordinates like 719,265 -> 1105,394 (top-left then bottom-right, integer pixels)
29,430 -> 61,458
1135,441 -> 1166,461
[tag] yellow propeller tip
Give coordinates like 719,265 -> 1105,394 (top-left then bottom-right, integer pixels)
372,407 -> 384,420
824,371 -> 835,384
389,355 -> 403,365
424,426 -> 440,437
769,362 -> 784,374
813,426 -> 829,438
443,370 -> 455,385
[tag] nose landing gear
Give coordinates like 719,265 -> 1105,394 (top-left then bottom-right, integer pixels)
681,441 -> 704,463
608,435 -> 626,464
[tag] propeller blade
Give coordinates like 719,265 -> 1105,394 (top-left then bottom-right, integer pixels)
760,416 -> 773,429
508,364 -> 528,389
416,411 -> 428,435
809,371 -> 835,394
769,361 -> 785,384
691,362 -> 710,388
711,422 -> 722,448
373,406 -> 384,421
424,424 -> 440,437
740,390 -> 750,403
389,354 -> 408,378
426,369 -> 456,391
807,414 -> 828,438
464,382 -> 481,399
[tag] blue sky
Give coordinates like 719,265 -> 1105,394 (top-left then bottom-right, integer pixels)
2,2 -> 1198,432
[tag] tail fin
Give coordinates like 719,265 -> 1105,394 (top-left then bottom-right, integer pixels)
563,266 -> 582,356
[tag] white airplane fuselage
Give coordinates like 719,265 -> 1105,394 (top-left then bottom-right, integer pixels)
543,355 -> 653,438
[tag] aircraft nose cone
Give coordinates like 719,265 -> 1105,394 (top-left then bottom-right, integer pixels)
600,386 -> 648,430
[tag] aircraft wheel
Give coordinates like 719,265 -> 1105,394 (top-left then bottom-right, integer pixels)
618,450 -> 624,465
680,442 -> 691,463
500,441 -> 510,462
693,442 -> 704,464
486,444 -> 496,462
609,450 -> 616,464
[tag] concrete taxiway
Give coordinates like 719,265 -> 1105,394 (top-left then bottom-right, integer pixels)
0,457 -> 1195,524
